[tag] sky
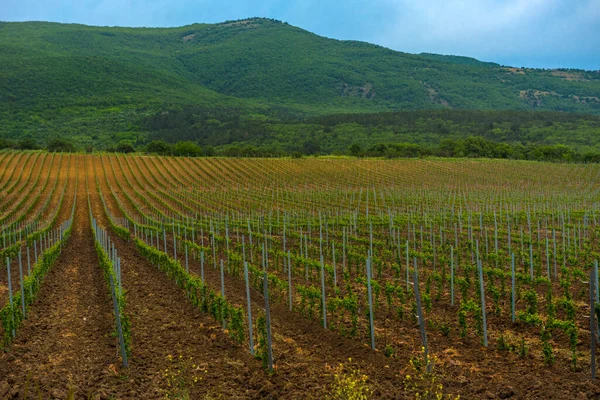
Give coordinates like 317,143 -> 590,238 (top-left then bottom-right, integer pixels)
1,0 -> 599,70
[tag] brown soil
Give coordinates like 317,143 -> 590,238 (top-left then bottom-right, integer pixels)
0,154 -> 71,309
1,155 -> 600,399
0,156 -> 119,398
96,154 -> 404,398
90,155 -> 274,399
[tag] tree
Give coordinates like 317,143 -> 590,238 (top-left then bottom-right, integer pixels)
0,138 -> 15,149
116,141 -> 135,153
203,145 -> 216,157
18,138 -> 39,150
303,139 -> 320,155
349,143 -> 363,157
146,140 -> 172,155
173,141 -> 202,156
47,138 -> 75,152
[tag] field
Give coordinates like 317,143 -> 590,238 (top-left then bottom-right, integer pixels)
1,151 -> 600,399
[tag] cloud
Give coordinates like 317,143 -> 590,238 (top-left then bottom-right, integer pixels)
375,0 -> 600,69
1,0 -> 598,69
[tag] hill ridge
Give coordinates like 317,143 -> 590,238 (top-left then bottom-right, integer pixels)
1,18 -> 599,150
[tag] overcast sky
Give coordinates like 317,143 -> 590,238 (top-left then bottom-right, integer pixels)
2,0 -> 599,70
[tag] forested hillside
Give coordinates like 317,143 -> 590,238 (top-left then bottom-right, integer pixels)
1,18 -> 599,152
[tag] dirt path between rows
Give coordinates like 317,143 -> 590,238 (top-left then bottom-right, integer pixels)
0,155 -> 119,398
98,154 -> 403,398
89,158 -> 271,399
0,154 -> 68,314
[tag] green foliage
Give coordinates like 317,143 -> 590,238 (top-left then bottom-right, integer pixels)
17,138 -> 40,150
0,218 -> 73,345
146,140 -> 172,155
47,137 -> 76,152
116,141 -> 135,153
93,232 -> 131,358
540,325 -> 555,365
327,360 -> 372,400
1,20 -> 600,154
132,237 -> 246,345
173,141 -> 202,156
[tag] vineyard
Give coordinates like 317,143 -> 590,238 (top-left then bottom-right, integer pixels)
1,151 -> 600,399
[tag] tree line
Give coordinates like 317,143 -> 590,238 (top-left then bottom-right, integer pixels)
3,136 -> 600,163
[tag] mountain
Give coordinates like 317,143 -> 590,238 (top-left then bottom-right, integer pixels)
1,18 -> 599,149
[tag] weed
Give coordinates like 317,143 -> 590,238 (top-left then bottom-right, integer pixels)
326,358 -> 371,400
403,349 -> 460,400
162,354 -> 204,400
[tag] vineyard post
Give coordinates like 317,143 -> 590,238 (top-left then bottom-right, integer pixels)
342,227 -> 346,272
242,235 -> 246,266
332,242 -> 337,287
287,250 -> 292,311
26,247 -> 31,297
319,222 -> 323,259
262,242 -> 266,271
529,244 -> 534,282
6,257 -> 15,337
173,233 -> 177,262
18,251 -> 25,318
248,220 -> 253,262
553,229 -> 557,279
594,260 -> 600,303
450,245 -> 454,306
163,229 -> 167,258
304,234 -> 308,261
109,273 -> 128,368
511,252 -> 516,323
320,254 -> 327,329
243,261 -> 254,355
475,240 -> 480,274
546,237 -> 550,280
455,222 -> 459,250
591,268 -> 596,380
494,211 -> 498,257
263,270 -> 274,372
225,220 -> 230,267
200,251 -> 205,283
406,240 -> 410,292
369,220 -> 373,278
366,254 -> 375,350
201,225 -> 205,248
185,244 -> 188,273
478,259 -> 488,347
212,234 -> 216,270
220,259 -> 226,329
432,230 -> 437,271
507,220 -> 511,255
117,257 -> 122,295
413,257 -> 430,373
299,228 -> 303,259
563,231 -> 566,269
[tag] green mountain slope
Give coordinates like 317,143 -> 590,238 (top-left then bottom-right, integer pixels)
1,18 -> 599,149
